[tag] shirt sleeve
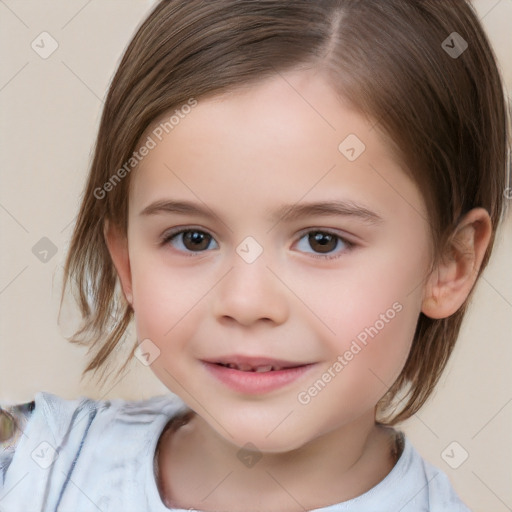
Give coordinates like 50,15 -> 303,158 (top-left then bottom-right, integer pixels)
0,401 -> 36,487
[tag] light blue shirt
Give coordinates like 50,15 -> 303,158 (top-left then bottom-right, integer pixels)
0,391 -> 472,511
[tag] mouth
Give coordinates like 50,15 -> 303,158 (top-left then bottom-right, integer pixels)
205,356 -> 308,373
215,363 -> 300,372
201,356 -> 316,394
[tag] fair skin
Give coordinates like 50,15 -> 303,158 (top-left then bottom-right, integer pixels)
105,68 -> 491,511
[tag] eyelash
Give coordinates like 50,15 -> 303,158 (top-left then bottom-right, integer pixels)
159,227 -> 355,260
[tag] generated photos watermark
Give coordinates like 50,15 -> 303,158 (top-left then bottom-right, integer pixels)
94,98 -> 198,200
297,301 -> 403,405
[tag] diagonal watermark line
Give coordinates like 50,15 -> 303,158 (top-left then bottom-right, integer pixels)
61,61 -> 104,104
368,163 -> 429,225
164,163 -> 234,233
61,0 -> 94,29
398,474 -> 439,511
0,62 -> 29,92
0,1 -> 29,28
481,275 -> 512,308
0,202 -> 29,232
368,368 -> 389,389
66,475 -> 104,511
266,163 -> 337,234
271,66 -> 336,132
265,266 -> 336,334
368,367 -> 439,438
163,367 -> 234,439
0,472 -> 29,502
61,213 -> 77,233
0,266 -> 28,296
405,272 -> 430,298
164,267 -> 234,336
265,470 -> 307,511
200,471 -> 234,502
478,0 -> 503,21
472,396 -> 512,439
472,471 -> 512,510
412,413 -> 439,439
266,409 -> 294,438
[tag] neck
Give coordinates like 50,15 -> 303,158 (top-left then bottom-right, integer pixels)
156,410 -> 398,511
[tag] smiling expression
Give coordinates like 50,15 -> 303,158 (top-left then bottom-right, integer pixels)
119,67 -> 433,452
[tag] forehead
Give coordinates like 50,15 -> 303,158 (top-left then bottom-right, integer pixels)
130,69 -> 425,221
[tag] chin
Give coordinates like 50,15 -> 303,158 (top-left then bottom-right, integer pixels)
223,422 -> 313,455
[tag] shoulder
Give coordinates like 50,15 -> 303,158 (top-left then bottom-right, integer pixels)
2,390 -> 185,442
346,430 -> 473,511
1,391 -> 188,510
1,390 -> 186,485
399,434 -> 473,511
1,392 -> 106,454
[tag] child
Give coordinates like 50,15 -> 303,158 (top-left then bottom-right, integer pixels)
1,0 -> 509,510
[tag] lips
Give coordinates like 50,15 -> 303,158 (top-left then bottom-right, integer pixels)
202,357 -> 316,394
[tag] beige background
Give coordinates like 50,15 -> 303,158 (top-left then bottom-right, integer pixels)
0,1 -> 510,510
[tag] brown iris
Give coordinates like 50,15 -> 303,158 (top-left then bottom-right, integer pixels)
308,232 -> 337,253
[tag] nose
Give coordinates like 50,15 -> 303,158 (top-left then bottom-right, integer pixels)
212,258 -> 289,327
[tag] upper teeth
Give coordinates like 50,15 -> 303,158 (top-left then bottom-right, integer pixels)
224,363 -> 282,372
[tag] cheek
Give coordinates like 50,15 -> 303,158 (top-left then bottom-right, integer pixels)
294,296 -> 419,433
291,249 -> 425,395
334,300 -> 418,390
130,262 -> 211,395
129,251 -> 209,355
291,254 -> 423,341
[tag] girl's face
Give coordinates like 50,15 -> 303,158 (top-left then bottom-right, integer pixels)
122,68 -> 432,451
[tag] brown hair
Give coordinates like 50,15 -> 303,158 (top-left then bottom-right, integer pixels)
60,0 -> 510,424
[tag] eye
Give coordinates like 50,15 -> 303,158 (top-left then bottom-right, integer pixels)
160,228 -> 353,258
161,228 -> 219,253
294,230 -> 353,259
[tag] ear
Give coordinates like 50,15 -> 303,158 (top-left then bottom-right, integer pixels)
104,219 -> 134,307
422,208 -> 492,319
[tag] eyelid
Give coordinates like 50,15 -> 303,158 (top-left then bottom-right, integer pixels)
160,225 -> 215,239
294,227 -> 357,245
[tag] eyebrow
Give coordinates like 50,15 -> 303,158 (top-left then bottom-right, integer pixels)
139,199 -> 383,225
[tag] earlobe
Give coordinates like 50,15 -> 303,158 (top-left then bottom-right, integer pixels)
421,208 -> 492,319
104,220 -> 134,307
